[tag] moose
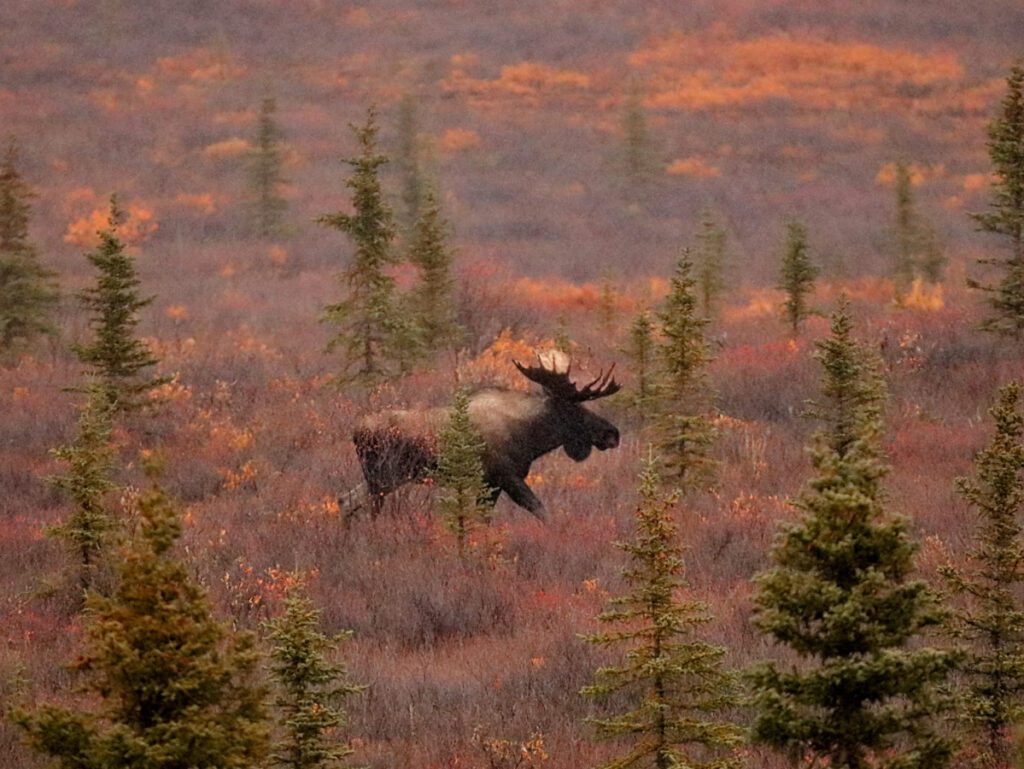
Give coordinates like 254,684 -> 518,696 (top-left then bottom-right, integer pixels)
340,354 -> 622,521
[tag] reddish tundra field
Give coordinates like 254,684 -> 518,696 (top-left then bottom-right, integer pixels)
2,1 -> 1024,767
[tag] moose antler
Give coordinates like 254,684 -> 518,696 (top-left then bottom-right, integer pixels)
513,355 -> 621,402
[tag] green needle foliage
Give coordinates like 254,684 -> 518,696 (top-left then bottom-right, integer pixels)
247,94 -> 288,239
694,211 -> 727,322
891,161 -> 945,302
969,61 -> 1024,336
72,197 -> 167,412
14,477 -> 269,769
0,139 -> 59,355
582,455 -> 743,769
436,387 -> 493,557
319,107 -> 402,386
751,300 -> 955,769
265,585 -> 364,769
621,81 -> 655,191
625,309 -> 656,418
653,251 -> 716,493
408,186 -> 462,356
777,219 -> 817,335
48,381 -> 116,597
395,94 -> 426,232
940,381 -> 1024,768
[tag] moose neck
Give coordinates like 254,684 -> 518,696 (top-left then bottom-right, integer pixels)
524,397 -> 581,461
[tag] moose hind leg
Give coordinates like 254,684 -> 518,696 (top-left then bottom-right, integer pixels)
354,428 -> 435,519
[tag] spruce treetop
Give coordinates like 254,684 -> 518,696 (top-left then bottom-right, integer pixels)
73,196 -> 166,410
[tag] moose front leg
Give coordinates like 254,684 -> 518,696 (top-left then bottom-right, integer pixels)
501,476 -> 549,522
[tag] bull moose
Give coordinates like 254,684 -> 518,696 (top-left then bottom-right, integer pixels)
340,355 -> 622,521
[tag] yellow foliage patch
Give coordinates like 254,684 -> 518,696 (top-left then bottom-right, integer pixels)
632,28 -> 967,114
202,137 -> 251,159
902,278 -> 944,311
64,203 -> 158,248
665,156 -> 722,178
438,127 -> 482,153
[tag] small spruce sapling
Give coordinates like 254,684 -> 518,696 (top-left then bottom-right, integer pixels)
436,387 -> 494,556
265,583 -> 364,769
582,453 -> 743,769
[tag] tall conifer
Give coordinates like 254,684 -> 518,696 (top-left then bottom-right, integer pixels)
777,219 -> 817,335
319,107 -> 401,385
48,381 -> 116,596
653,252 -> 715,492
72,197 -> 167,412
395,94 -> 425,232
0,139 -> 58,353
891,161 -> 945,301
408,186 -> 461,355
625,309 -> 656,419
751,301 -> 955,769
694,211 -> 727,321
247,94 -> 288,239
582,455 -> 743,769
940,381 -> 1024,768
969,62 -> 1024,336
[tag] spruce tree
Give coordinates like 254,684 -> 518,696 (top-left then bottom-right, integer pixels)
750,301 -> 955,769
891,161 -> 945,302
969,61 -> 1024,336
436,387 -> 493,557
893,161 -> 918,302
694,211 -> 727,321
265,585 -> 363,769
940,381 -> 1024,768
581,455 -> 743,769
598,274 -> 619,337
48,381 -> 116,596
621,82 -> 654,191
777,219 -> 817,335
319,107 -> 401,385
247,94 -> 288,239
15,477 -> 269,768
72,197 -> 167,412
625,309 -> 656,418
0,139 -> 58,354
408,186 -> 461,355
395,94 -> 425,232
653,251 -> 716,492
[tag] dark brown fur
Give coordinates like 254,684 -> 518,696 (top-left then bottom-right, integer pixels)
342,385 -> 620,521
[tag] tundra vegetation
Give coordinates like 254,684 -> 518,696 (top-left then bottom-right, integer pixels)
3,4 -> 1024,769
